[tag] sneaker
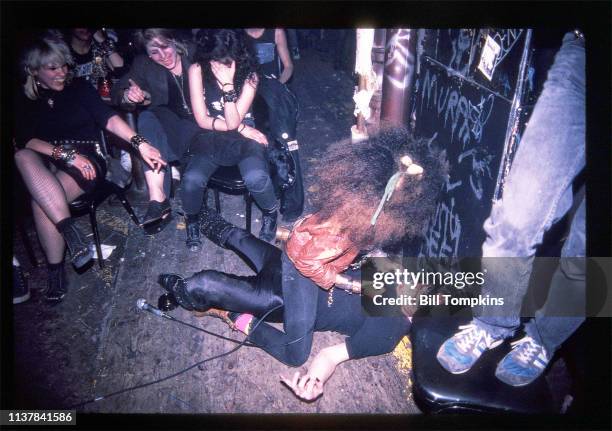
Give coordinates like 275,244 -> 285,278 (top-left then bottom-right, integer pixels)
186,218 -> 202,252
436,322 -> 504,374
12,261 -> 30,304
45,265 -> 67,304
495,336 -> 550,386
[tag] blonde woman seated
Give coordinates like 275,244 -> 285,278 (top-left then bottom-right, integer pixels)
14,33 -> 164,303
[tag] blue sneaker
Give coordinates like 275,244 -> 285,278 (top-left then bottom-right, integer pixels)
436,323 -> 504,374
495,336 -> 550,386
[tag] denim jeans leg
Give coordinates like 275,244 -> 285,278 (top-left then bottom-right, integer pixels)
180,154 -> 218,215
137,110 -> 173,196
525,197 -> 585,354
238,156 -> 278,212
475,32 -> 585,339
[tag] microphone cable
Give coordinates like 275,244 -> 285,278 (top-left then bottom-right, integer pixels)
67,303 -> 283,409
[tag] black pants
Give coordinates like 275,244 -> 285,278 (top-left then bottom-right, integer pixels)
185,229 -> 411,366
180,131 -> 278,215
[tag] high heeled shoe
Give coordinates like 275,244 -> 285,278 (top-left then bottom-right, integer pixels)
141,199 -> 171,226
157,273 -> 194,310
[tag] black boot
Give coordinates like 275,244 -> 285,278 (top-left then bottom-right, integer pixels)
185,214 -> 202,252
199,206 -> 235,248
141,199 -> 171,226
158,274 -> 195,311
259,209 -> 278,242
45,263 -> 67,304
56,218 -> 93,269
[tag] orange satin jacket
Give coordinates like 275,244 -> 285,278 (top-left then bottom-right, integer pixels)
285,213 -> 360,290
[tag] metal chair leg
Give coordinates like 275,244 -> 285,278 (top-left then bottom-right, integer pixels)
89,202 -> 104,269
245,194 -> 252,233
214,189 -> 221,214
18,221 -> 39,267
112,186 -> 142,226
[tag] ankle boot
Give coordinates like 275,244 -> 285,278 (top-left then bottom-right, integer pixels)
45,264 -> 67,304
185,215 -> 202,252
259,209 -> 278,242
56,218 -> 93,269
199,206 -> 235,248
158,274 -> 195,311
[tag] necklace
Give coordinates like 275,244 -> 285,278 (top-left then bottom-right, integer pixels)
171,73 -> 191,115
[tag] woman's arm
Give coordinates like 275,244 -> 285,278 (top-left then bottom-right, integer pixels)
275,29 -> 294,84
188,63 -> 226,130
93,30 -> 124,70
210,60 -> 258,129
105,115 -> 166,171
188,63 -> 258,131
24,138 -> 55,157
24,138 -> 97,181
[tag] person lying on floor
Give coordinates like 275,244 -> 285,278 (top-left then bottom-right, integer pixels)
158,127 -> 447,401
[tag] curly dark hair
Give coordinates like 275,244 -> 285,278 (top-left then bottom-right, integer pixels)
194,29 -> 258,95
310,127 -> 448,250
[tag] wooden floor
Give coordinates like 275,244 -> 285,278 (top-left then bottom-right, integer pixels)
10,48 -> 419,415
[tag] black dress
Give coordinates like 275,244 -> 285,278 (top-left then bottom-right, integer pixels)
15,79 -> 117,192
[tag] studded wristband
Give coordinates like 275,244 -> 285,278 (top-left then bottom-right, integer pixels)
52,145 -> 77,164
130,134 -> 149,151
100,39 -> 117,56
222,89 -> 238,103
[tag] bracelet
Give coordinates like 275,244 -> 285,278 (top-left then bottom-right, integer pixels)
52,145 -> 78,164
130,134 -> 148,151
100,39 -> 117,56
212,118 -> 218,131
222,89 -> 238,103
238,123 -> 246,133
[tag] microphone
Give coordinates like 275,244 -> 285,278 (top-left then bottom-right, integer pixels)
136,298 -> 173,320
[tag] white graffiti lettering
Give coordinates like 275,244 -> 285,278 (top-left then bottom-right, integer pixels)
419,68 -> 495,148
448,29 -> 475,75
384,29 -> 413,89
458,148 -> 494,200
491,29 -> 523,70
420,195 -> 462,258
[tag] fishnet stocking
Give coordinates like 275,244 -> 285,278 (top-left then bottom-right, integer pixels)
15,149 -> 85,264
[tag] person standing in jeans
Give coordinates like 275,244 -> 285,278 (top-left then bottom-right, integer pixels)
437,31 -> 586,387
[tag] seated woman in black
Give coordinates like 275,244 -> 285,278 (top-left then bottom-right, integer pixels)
186,29 -> 278,242
159,128 -> 447,401
14,34 -> 164,303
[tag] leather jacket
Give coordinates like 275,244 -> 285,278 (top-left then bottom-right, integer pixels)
285,213 -> 360,290
110,54 -> 192,108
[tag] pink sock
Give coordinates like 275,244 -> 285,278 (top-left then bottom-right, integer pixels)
234,313 -> 254,334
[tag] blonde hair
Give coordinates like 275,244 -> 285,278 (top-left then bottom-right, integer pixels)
134,28 -> 188,57
21,34 -> 74,100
